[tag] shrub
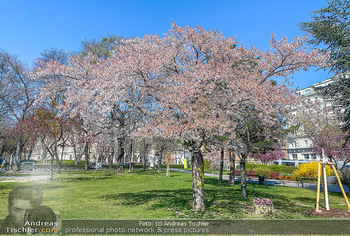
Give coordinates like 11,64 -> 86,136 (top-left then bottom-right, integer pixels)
268,164 -> 296,174
251,168 -> 280,179
294,161 -> 332,178
245,163 -> 296,175
270,171 -> 280,179
246,169 -> 256,176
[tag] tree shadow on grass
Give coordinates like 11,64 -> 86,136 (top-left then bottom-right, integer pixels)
204,178 -> 227,186
100,185 -> 255,219
328,190 -> 348,197
293,196 -> 315,205
208,182 -> 309,216
101,188 -> 192,209
99,179 -> 315,219
100,188 -> 199,217
58,176 -> 111,183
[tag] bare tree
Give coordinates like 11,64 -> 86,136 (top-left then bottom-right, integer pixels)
0,49 -> 37,170
152,137 -> 177,173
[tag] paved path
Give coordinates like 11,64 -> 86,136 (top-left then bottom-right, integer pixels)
170,168 -> 350,194
0,175 -> 49,182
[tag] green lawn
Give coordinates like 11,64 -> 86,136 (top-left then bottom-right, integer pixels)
0,169 -> 349,220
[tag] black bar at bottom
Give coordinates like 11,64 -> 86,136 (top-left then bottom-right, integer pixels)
1,220 -> 349,234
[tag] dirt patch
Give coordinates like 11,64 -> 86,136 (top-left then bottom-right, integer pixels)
305,208 -> 350,218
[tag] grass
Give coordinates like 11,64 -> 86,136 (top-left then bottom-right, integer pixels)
0,169 -> 349,220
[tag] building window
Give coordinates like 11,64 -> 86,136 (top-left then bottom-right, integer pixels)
292,154 -> 298,160
304,140 -> 308,147
305,89 -> 310,95
293,141 -> 297,148
311,154 -> 316,160
304,154 -> 309,160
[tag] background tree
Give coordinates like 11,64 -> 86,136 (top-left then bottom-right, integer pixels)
80,34 -> 142,173
205,136 -> 229,184
227,148 -> 236,185
152,137 -> 176,173
204,146 -> 222,178
0,49 -> 37,170
17,116 -> 39,161
213,137 -> 229,184
34,48 -> 69,67
290,101 -> 350,186
300,0 -> 350,131
253,146 -> 286,164
80,34 -> 124,58
164,151 -> 173,177
30,107 -> 71,179
300,0 -> 349,74
0,122 -> 16,165
232,106 -> 285,198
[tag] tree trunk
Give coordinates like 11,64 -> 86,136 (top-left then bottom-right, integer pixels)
228,149 -> 235,185
42,148 -> 48,163
0,149 -> 4,159
9,154 -> 13,170
129,142 -> 133,172
116,138 -> 124,173
166,163 -> 170,177
49,153 -> 54,181
55,152 -> 62,174
191,148 -> 205,212
109,147 -> 114,171
55,144 -> 64,174
219,147 -> 224,183
240,159 -> 247,199
73,145 -> 78,165
158,151 -> 163,173
26,147 -> 33,160
143,138 -> 147,171
84,142 -> 89,171
143,157 -> 146,171
57,161 -> 62,174
15,141 -> 23,171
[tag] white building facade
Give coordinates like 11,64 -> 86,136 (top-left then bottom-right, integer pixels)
286,78 -> 334,161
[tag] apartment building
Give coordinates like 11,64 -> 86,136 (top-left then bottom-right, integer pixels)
286,78 -> 334,161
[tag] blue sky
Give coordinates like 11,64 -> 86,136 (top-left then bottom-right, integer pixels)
0,0 -> 333,89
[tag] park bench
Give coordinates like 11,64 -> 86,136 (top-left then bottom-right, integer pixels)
247,174 -> 267,184
225,172 -> 261,182
277,176 -> 298,186
297,177 -> 318,188
247,174 -> 258,181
